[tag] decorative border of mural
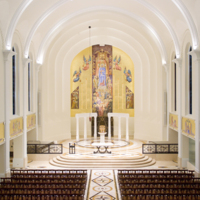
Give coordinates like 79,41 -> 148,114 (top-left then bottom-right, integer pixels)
27,113 -> 36,131
169,113 -> 178,131
10,117 -> 23,139
71,86 -> 79,109
182,117 -> 195,139
126,86 -> 134,109
0,122 -> 5,145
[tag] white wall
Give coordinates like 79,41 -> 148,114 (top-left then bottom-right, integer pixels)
0,29 -> 4,123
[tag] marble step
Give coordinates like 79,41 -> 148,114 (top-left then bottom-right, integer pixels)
49,156 -> 156,168
57,155 -> 151,163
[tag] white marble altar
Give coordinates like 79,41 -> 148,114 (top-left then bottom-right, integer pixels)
108,113 -> 129,141
75,113 -> 97,141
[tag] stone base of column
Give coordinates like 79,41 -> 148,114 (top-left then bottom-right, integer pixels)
195,171 -> 200,177
178,157 -> 182,168
13,158 -> 24,168
5,168 -> 11,178
23,156 -> 28,168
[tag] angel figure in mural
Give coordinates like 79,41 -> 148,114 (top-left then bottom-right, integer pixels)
124,67 -> 132,82
73,68 -> 82,82
82,55 -> 91,71
113,55 -> 121,70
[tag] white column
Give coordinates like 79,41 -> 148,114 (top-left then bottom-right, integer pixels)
2,50 -> 13,177
76,115 -> 79,141
22,58 -> 31,168
84,116 -> 87,140
108,116 -> 111,139
118,117 -> 121,140
173,58 -> 182,167
163,64 -> 169,141
190,50 -> 200,174
35,64 -> 41,141
126,116 -> 129,141
94,116 -> 97,139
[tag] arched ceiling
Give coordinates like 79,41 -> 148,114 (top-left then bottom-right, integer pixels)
0,0 -> 199,65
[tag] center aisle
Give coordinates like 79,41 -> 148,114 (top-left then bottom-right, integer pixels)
88,170 -> 118,200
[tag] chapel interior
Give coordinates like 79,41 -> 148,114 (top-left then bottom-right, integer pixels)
0,0 -> 200,199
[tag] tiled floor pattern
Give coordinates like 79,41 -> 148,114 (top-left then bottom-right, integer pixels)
88,170 -> 117,200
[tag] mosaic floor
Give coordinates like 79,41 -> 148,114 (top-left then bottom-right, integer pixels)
88,170 -> 117,200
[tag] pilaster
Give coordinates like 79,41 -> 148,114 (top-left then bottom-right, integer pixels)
2,50 -> 14,176
35,64 -> 41,141
163,64 -> 169,141
189,50 -> 200,174
22,58 -> 31,168
172,58 -> 182,167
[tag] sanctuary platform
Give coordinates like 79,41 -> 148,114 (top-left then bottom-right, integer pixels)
49,138 -> 156,169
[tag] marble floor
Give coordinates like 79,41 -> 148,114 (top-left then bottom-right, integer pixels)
26,138 -> 179,170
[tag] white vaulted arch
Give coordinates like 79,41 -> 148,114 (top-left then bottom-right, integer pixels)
5,0 -> 33,50
36,6 -> 167,65
172,0 -> 199,50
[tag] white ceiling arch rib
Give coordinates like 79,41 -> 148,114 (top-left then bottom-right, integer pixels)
23,0 -> 181,59
36,6 -> 167,65
172,0 -> 199,50
133,0 -> 181,58
4,0 -> 199,57
5,0 -> 33,50
24,0 -> 72,58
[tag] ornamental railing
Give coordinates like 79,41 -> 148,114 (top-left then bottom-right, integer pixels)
142,144 -> 178,154
27,144 -> 63,154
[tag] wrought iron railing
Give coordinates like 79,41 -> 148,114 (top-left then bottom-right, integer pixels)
142,144 -> 178,154
27,144 -> 63,154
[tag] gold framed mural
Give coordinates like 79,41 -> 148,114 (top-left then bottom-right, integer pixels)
0,122 -> 4,144
10,117 -> 23,138
27,114 -> 36,131
182,117 -> 195,139
70,45 -> 134,117
169,113 -> 178,131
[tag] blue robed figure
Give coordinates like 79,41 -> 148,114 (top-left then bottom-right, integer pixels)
98,64 -> 106,86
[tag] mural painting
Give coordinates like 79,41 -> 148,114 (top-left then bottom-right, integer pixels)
124,67 -> 132,82
73,68 -> 82,82
71,87 -> 79,109
126,87 -> 134,109
10,117 -> 23,138
0,122 -> 4,144
27,114 -> 36,131
113,55 -> 121,70
182,117 -> 195,139
169,113 -> 178,130
92,45 -> 113,117
82,55 -> 91,71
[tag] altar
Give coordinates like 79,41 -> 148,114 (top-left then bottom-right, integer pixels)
75,113 -> 130,141
92,125 -> 113,154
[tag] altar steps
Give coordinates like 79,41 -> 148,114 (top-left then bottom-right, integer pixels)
49,154 -> 156,168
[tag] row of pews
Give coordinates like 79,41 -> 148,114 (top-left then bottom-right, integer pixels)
118,169 -> 200,200
0,169 -> 88,200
